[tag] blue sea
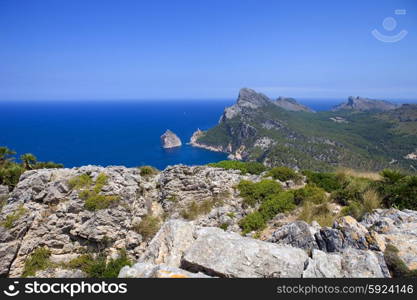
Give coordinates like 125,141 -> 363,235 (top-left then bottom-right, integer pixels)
0,98 -> 414,170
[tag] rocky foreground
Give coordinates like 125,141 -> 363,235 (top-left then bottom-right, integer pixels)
0,165 -> 416,278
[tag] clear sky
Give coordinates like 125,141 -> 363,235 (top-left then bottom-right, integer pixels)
1,0 -> 416,101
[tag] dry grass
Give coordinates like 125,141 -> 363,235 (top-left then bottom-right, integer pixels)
133,215 -> 160,240
362,189 -> 382,213
180,197 -> 222,220
298,201 -> 336,227
335,167 -> 381,181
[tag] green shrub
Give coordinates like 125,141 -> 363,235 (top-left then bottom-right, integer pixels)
0,146 -> 63,190
219,223 -> 228,231
1,204 -> 27,229
331,188 -> 359,206
22,247 -> 52,277
134,215 -> 160,240
208,160 -> 267,175
68,174 -> 93,189
258,192 -> 296,220
303,170 -> 342,192
139,166 -> 158,177
266,166 -> 302,183
83,193 -> 119,211
379,169 -> 406,184
341,201 -> 364,220
94,173 -> 108,192
384,244 -> 417,278
239,211 -> 265,234
69,173 -> 119,211
293,184 -> 327,205
227,212 -> 235,218
67,249 -> 132,278
237,179 -> 282,207
375,170 -> 417,210
0,163 -> 25,190
101,249 -> 132,278
338,187 -> 381,220
66,253 -> 96,271
330,177 -> 371,206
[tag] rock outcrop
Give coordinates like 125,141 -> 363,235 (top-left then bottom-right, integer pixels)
303,248 -> 388,278
121,219 -> 392,278
332,96 -> 398,112
0,164 -> 255,277
160,129 -> 182,149
181,226 -> 308,278
0,165 -> 416,278
361,209 -> 417,270
268,216 -> 386,253
0,166 -> 154,277
221,88 -> 270,121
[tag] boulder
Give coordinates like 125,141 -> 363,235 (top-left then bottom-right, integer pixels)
303,248 -> 389,278
139,220 -> 195,267
303,249 -> 343,278
0,241 -> 19,276
181,227 -> 308,278
361,209 -> 417,270
268,221 -> 318,250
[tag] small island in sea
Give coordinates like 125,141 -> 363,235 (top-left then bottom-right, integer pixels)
160,129 -> 182,149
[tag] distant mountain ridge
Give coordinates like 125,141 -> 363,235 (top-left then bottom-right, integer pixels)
192,88 -> 417,172
332,96 -> 398,112
274,96 -> 314,112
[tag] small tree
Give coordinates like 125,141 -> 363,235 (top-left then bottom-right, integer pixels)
20,153 -> 37,170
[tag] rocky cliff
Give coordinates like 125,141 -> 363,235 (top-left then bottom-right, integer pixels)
0,165 -> 415,278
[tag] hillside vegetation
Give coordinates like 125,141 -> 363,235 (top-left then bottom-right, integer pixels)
196,89 -> 417,172
211,160 -> 416,234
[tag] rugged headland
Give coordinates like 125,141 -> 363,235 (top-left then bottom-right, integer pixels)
192,88 -> 417,172
0,164 -> 416,278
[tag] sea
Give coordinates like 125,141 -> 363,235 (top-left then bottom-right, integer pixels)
0,98 -> 414,170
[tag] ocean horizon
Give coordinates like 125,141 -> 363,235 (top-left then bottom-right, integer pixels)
1,98 -> 416,170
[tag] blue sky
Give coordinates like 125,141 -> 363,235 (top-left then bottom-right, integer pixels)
1,0 -> 416,101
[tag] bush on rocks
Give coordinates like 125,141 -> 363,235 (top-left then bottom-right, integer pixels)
293,184 -> 327,205
237,179 -> 282,207
208,160 -> 267,175
266,166 -> 302,183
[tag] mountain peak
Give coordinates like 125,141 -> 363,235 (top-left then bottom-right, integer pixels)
236,88 -> 271,109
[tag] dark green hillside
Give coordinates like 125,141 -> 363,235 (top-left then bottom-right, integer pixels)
196,89 -> 417,172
